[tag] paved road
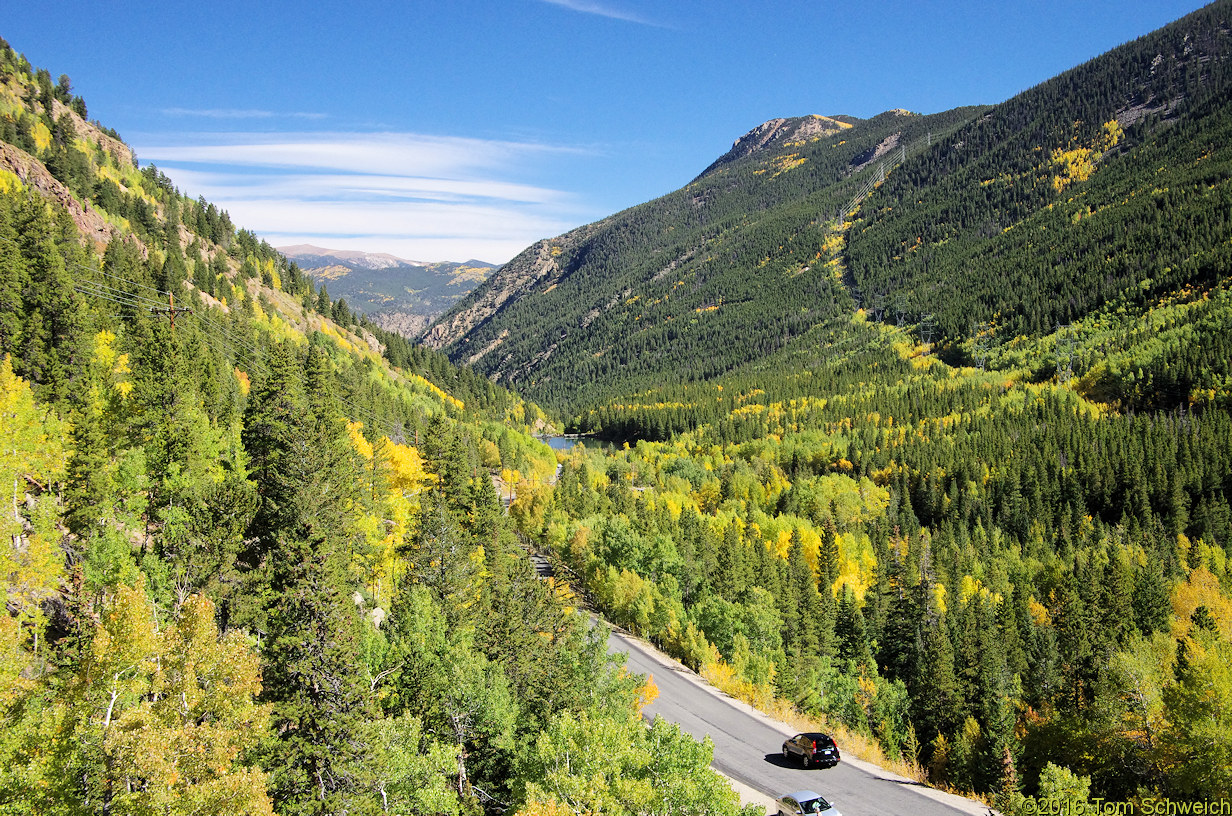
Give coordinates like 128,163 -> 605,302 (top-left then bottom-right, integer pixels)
606,626 -> 987,816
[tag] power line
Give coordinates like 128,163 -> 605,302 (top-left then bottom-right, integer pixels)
197,326 -> 266,377
74,278 -> 168,310
96,266 -> 170,298
11,215 -> 438,442
194,312 -> 267,365
73,282 -> 164,313
840,131 -> 936,219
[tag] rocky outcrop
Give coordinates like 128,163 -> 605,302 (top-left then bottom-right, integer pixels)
420,239 -> 558,350
693,114 -> 856,180
0,142 -> 125,249
0,85 -> 139,251
421,221 -> 603,352
848,131 -> 904,174
370,310 -> 433,339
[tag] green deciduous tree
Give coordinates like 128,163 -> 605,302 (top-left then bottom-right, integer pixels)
518,710 -> 758,816
6,582 -> 271,815
1161,627 -> 1232,797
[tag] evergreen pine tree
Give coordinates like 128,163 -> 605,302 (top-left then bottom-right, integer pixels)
835,584 -> 875,671
787,528 -> 823,656
240,341 -> 373,812
261,529 -> 375,814
914,581 -> 961,744
714,520 -> 749,601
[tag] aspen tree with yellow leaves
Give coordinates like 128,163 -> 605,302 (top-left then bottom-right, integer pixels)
2,581 -> 272,814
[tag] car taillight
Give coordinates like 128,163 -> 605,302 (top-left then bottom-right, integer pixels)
812,740 -> 817,750
833,739 -> 839,752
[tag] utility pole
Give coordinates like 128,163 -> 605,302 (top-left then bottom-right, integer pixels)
971,321 -> 992,370
150,292 -> 193,329
1056,323 -> 1075,382
919,313 -> 935,354
872,288 -> 888,323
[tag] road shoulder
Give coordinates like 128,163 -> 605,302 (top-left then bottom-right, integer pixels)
606,622 -> 991,816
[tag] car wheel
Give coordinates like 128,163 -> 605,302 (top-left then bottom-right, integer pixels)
782,746 -> 789,760
802,753 -> 811,768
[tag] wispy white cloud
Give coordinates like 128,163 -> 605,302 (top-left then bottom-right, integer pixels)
240,194 -> 568,264
161,107 -> 328,120
538,0 -> 662,26
163,167 -> 568,206
139,132 -> 585,177
133,131 -> 594,264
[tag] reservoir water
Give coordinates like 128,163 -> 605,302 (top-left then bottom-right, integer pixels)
541,435 -> 615,452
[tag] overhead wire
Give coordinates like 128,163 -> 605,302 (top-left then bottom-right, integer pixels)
193,311 -> 268,369
96,267 -> 170,298
335,391 -> 391,434
72,283 -> 164,313
74,279 -> 168,311
192,323 -> 266,378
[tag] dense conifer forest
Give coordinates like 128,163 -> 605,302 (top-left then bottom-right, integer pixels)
4,0 -> 1232,813
428,0 -> 1232,807
0,39 -> 755,816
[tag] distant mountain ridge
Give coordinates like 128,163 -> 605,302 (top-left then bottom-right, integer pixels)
279,244 -> 494,339
278,243 -> 428,270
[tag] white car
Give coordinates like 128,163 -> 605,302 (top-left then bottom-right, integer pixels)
774,790 -> 841,816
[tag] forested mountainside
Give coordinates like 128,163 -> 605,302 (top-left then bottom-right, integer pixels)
423,106 -> 982,411
279,243 -> 493,340
847,0 -> 1232,360
426,0 -> 1232,808
430,0 -> 1232,422
0,40 -> 756,816
5,0 -> 1232,811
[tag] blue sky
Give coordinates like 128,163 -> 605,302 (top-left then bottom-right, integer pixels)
6,0 -> 1209,263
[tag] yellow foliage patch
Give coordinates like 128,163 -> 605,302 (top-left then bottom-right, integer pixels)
1049,119 -> 1121,192
1050,147 -> 1096,192
407,373 -> 464,410
1029,596 -> 1051,626
0,168 -> 22,193
768,153 -> 807,177
1172,566 -> 1232,640
346,421 -> 375,460
637,674 -> 660,712
933,582 -> 948,615
32,119 -> 52,152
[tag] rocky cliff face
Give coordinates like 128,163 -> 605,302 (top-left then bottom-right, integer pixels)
0,82 -> 144,252
693,114 -> 857,180
0,141 -> 122,248
369,310 -> 434,338
420,220 -> 604,351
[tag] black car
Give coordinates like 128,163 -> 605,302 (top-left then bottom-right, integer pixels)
781,732 -> 840,768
